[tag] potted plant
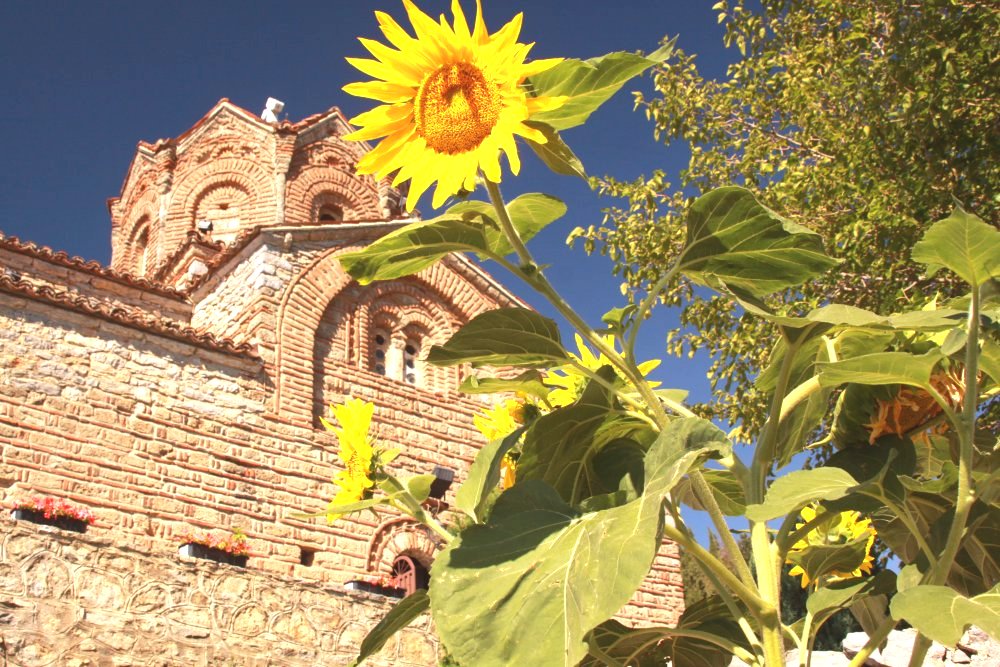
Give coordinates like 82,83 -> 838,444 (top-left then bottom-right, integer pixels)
11,496 -> 95,533
177,527 -> 249,567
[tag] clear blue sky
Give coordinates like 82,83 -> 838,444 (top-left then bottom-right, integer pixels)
1,2 -> 739,532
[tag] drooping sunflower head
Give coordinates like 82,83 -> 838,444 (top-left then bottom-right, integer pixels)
343,0 -> 565,210
786,504 -> 877,588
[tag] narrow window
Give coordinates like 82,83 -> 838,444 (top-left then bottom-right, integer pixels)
135,227 -> 150,276
372,331 -> 389,376
403,339 -> 420,385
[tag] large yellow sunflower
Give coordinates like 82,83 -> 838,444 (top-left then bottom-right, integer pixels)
343,0 -> 565,210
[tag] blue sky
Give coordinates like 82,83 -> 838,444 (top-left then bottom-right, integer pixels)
0,2 -> 734,403
1,1 -> 741,539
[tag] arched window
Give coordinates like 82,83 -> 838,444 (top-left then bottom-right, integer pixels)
390,555 -> 430,596
372,330 -> 389,376
318,204 -> 343,222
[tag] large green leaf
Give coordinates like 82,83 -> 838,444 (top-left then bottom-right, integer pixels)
453,427 -> 527,524
523,120 -> 587,179
526,43 -> 674,131
806,572 -> 896,638
427,307 -> 569,368
818,350 -> 944,390
517,367 -> 652,505
337,194 -> 565,283
891,584 -> 1000,647
675,469 -> 747,516
912,205 -> 1000,287
746,468 -> 859,522
679,187 -> 840,297
338,216 -> 491,284
458,371 -> 550,400
786,534 -> 873,586
429,418 -> 729,667
349,590 -> 429,667
583,597 -> 751,667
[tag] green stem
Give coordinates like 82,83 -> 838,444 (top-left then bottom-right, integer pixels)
625,261 -> 682,362
779,376 -> 822,423
749,334 -> 802,666
846,616 -> 897,667
484,179 -> 671,425
661,520 -> 768,618
907,633 -> 932,667
690,471 -> 756,588
667,503 -> 765,662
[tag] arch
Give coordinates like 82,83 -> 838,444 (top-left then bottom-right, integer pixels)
113,186 -> 159,273
275,248 -> 504,423
366,518 -> 442,577
192,180 -> 251,243
164,157 -> 274,251
284,165 -> 381,222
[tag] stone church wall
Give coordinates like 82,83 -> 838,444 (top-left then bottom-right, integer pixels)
0,522 -> 436,666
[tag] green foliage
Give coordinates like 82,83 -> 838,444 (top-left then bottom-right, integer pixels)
323,11 -> 999,664
348,591 -> 429,667
526,43 -> 675,131
582,0 -> 999,436
891,584 -> 1000,647
426,307 -> 568,368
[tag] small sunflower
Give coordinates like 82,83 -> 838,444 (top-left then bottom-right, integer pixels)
545,334 -> 662,408
473,398 -> 525,441
322,398 -> 399,521
786,504 -> 876,588
343,0 -> 565,209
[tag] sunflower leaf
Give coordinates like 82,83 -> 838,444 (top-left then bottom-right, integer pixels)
429,417 -> 729,667
680,187 -> 840,297
817,350 -> 944,390
526,42 -> 675,131
454,426 -> 527,524
522,120 -> 587,179
427,307 -> 569,368
746,467 -> 859,522
912,204 -> 1000,287
890,584 -> 1000,647
348,590 -> 429,667
458,371 -> 550,400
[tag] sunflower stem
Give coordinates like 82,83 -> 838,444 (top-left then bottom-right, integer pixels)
482,177 -> 672,426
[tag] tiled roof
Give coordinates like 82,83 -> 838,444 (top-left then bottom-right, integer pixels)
0,273 -> 257,359
0,233 -> 187,300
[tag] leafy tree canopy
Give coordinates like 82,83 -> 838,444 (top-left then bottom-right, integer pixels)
579,0 -> 999,436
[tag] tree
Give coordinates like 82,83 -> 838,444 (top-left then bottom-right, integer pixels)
580,0 -> 999,436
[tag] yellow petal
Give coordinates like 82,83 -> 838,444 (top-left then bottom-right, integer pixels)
343,80 -> 416,103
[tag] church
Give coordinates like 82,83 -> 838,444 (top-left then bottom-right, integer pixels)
0,99 -> 684,665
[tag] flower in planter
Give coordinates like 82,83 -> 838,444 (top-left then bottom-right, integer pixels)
12,495 -> 96,524
179,527 -> 249,556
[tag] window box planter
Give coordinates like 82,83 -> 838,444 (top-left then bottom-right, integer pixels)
344,580 -> 405,598
11,508 -> 89,533
178,542 -> 248,567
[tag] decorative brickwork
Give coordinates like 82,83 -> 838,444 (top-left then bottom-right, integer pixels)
0,99 -> 684,665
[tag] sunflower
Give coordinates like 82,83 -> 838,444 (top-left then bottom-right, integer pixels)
786,504 -> 876,588
545,334 -> 662,409
343,0 -> 565,210
322,398 -> 399,521
865,367 -> 965,445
